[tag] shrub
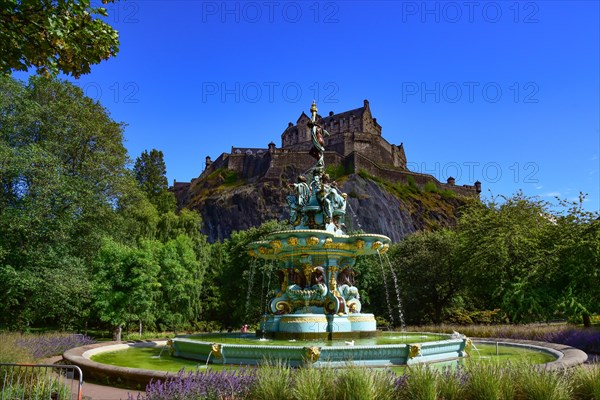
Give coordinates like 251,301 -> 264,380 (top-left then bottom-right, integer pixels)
468,309 -> 509,325
123,331 -> 176,340
325,164 -> 347,180
336,367 -> 396,400
406,176 -> 419,192
398,365 -> 439,400
437,366 -> 467,400
516,367 -> 572,400
251,359 -> 291,400
570,364 -> 600,400
464,362 -> 516,400
444,309 -> 474,325
440,189 -> 456,199
193,320 -> 222,332
291,366 -> 335,400
222,170 -> 239,186
423,181 -> 438,193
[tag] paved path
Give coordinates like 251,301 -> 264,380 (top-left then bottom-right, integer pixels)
42,356 -> 144,400
81,382 -> 143,400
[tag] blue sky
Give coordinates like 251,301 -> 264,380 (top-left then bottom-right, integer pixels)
19,1 -> 600,210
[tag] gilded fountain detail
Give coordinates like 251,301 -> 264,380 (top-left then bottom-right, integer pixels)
171,102 -> 468,366
246,101 -> 391,339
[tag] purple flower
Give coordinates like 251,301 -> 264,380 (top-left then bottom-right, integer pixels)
136,367 -> 258,400
16,333 -> 96,360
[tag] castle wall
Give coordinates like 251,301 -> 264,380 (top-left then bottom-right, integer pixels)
263,150 -> 344,182
199,152 -> 229,179
392,145 -> 407,169
343,133 -> 398,167
190,101 -> 478,200
224,148 -> 271,182
349,152 -> 479,197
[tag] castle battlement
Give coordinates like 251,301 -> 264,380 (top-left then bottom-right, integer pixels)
186,100 -> 480,197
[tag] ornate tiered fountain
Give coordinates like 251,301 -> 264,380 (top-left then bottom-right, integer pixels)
246,101 -> 390,339
172,102 -> 468,366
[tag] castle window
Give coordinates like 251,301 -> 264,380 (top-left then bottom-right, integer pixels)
246,149 -> 253,155
235,149 -> 242,154
257,150 -> 264,155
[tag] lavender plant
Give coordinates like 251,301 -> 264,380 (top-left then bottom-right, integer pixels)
436,366 -> 467,400
134,368 -> 257,400
0,332 -> 95,362
129,361 -> 600,400
15,333 -> 95,360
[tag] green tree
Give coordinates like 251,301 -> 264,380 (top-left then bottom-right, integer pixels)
388,229 -> 463,324
457,193 -> 562,322
92,238 -> 161,339
0,0 -> 119,77
134,149 -> 176,213
155,235 -> 208,331
0,75 -> 129,328
367,192 -> 600,326
551,196 -> 600,326
218,220 -> 287,328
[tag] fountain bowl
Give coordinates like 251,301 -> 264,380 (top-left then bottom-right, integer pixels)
171,333 -> 468,367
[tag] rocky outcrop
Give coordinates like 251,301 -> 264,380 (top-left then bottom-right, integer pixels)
181,172 -> 470,243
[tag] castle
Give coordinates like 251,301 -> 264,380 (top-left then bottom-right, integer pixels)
173,100 -> 481,198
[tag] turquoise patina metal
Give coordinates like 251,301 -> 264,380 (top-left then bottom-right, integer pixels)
171,102 -> 468,366
246,230 -> 391,339
172,336 -> 466,367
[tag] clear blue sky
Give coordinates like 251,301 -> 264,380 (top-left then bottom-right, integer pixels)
21,1 -> 600,210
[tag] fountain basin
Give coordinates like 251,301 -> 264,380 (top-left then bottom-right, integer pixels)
171,334 -> 468,367
62,336 -> 584,389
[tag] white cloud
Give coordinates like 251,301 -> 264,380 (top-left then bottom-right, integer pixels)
535,185 -> 543,190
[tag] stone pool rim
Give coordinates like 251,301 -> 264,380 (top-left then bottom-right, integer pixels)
62,337 -> 588,389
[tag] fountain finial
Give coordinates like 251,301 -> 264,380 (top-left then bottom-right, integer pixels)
310,100 -> 318,120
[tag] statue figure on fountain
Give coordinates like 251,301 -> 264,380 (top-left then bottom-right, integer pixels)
287,175 -> 310,226
284,102 -> 349,232
337,267 -> 361,313
307,100 -> 329,173
270,266 -> 335,314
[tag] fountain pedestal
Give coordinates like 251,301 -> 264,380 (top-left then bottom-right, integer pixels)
170,101 -> 470,367
247,229 -> 389,340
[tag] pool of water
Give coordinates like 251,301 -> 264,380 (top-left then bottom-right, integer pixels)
184,331 -> 448,347
90,337 -> 556,373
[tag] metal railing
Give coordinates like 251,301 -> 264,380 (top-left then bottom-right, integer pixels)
0,363 -> 83,400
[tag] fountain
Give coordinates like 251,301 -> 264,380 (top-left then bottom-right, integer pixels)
171,101 -> 469,366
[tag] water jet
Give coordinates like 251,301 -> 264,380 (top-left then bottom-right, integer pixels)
171,102 -> 467,367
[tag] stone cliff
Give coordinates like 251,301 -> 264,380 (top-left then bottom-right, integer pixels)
178,167 -> 473,243
172,100 -> 479,242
